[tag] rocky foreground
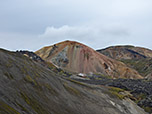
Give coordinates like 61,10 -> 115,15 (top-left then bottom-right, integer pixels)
0,49 -> 147,114
17,49 -> 152,113
72,74 -> 152,113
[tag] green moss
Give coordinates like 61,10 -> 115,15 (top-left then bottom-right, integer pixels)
143,106 -> 152,113
0,100 -> 20,114
5,63 -> 13,68
4,72 -> 14,79
109,87 -> 125,93
21,67 -> 27,74
44,83 -> 58,95
46,62 -> 56,69
34,72 -> 40,77
20,92 -> 49,114
16,102 -> 28,113
109,91 -> 125,100
67,78 -> 92,89
20,92 -> 30,104
121,59 -> 152,76
63,83 -> 80,96
108,87 -> 126,100
134,93 -> 146,104
135,100 -> 140,104
24,75 -> 37,86
58,70 -> 66,76
137,93 -> 146,100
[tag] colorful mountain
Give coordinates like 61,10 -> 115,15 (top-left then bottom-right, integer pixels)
36,41 -> 142,79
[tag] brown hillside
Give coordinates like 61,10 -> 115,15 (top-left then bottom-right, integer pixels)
97,45 -> 152,78
97,45 -> 152,60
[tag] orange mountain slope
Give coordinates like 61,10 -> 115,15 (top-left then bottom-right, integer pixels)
35,41 -> 142,79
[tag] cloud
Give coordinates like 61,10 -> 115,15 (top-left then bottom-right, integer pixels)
0,0 -> 152,51
0,32 -> 39,51
39,25 -> 130,49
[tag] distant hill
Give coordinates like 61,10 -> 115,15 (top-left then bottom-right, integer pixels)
97,45 -> 152,78
36,41 -> 142,79
96,45 -> 152,60
121,58 -> 152,78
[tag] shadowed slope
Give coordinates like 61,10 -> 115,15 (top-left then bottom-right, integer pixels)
36,41 -> 142,79
0,48 -> 146,114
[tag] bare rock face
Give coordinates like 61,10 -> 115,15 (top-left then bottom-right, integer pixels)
35,41 -> 142,79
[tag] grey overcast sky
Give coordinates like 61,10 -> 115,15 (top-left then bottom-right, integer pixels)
0,0 -> 152,51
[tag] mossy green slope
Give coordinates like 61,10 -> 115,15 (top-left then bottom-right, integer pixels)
121,58 -> 152,77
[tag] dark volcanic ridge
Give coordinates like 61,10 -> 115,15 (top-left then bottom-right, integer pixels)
0,48 -> 146,114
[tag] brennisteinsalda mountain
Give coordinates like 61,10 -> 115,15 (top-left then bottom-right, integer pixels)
35,41 -> 142,79
0,40 -> 152,114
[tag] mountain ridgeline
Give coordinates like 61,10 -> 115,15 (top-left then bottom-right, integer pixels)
97,45 -> 152,60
